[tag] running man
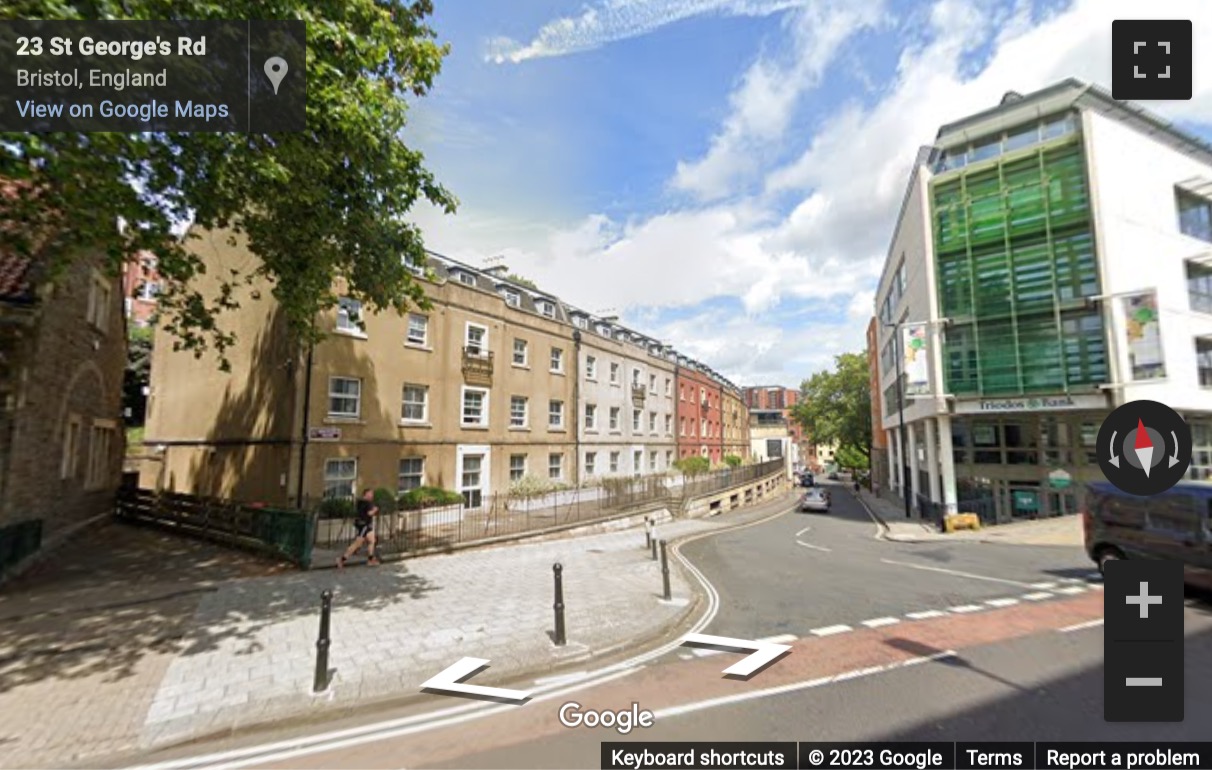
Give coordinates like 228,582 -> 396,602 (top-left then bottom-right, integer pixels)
338,488 -> 381,568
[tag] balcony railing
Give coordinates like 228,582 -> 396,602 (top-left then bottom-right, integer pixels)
462,346 -> 494,385
631,384 -> 646,406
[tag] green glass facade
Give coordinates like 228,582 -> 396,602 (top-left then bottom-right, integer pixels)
932,119 -> 1108,397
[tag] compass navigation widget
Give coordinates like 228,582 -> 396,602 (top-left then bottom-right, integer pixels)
1097,400 -> 1192,496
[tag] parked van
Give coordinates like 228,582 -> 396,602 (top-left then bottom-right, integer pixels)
1082,481 -> 1212,590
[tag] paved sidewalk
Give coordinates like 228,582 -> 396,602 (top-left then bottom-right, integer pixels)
0,490 -> 797,769
855,489 -> 1084,547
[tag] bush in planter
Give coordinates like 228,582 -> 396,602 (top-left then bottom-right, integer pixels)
674,456 -> 711,478
373,487 -> 397,514
317,497 -> 356,520
723,454 -> 742,468
398,486 -> 463,511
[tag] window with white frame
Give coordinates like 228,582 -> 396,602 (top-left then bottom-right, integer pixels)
585,403 -> 597,430
512,338 -> 528,366
633,450 -> 643,474
465,324 -> 487,356
336,297 -> 362,334
548,453 -> 563,479
650,450 -> 658,470
632,409 -> 641,431
632,369 -> 641,387
549,400 -> 564,429
550,347 -> 564,372
586,355 -> 597,379
665,414 -> 672,434
539,300 -> 556,319
585,451 -> 597,475
649,374 -> 656,391
461,454 -> 484,508
680,417 -> 686,436
85,420 -> 115,489
139,280 -> 161,300
502,287 -> 520,307
407,314 -> 428,346
509,453 -> 527,481
510,395 -> 528,428
329,377 -> 361,418
574,316 -> 588,329
462,387 -> 489,426
457,270 -> 476,286
610,362 -> 620,384
648,412 -> 657,433
61,414 -> 81,479
610,451 -> 620,473
665,450 -> 673,467
401,384 -> 428,423
324,458 -> 357,499
398,457 -> 424,492
665,378 -> 671,396
609,406 -> 620,431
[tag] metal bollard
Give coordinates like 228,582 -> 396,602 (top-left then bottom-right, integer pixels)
553,563 -> 567,646
313,589 -> 333,693
645,517 -> 653,549
651,534 -> 658,561
660,540 -> 671,600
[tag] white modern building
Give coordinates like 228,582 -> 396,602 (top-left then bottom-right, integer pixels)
873,79 -> 1212,523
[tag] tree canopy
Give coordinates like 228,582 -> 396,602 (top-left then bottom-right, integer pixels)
791,352 -> 873,459
0,0 -> 456,368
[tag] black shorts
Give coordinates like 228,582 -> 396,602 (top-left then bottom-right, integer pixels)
354,519 -> 374,538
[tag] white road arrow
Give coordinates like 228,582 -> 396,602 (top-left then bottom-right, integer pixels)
420,657 -> 531,703
680,633 -> 792,678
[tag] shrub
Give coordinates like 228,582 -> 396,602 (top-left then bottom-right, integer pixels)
674,456 -> 711,477
398,486 -> 463,511
317,497 -> 356,520
508,474 -> 570,500
723,454 -> 742,468
373,487 -> 397,514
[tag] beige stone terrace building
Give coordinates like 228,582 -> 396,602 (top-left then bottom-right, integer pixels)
567,308 -> 679,481
143,231 -> 752,510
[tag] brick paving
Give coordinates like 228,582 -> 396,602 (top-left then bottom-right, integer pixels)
0,490 -> 796,769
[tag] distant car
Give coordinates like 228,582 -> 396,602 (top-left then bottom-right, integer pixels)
800,488 -> 830,513
800,473 -> 815,488
828,471 -> 839,480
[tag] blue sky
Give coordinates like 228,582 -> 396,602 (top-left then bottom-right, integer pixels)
405,0 -> 1212,387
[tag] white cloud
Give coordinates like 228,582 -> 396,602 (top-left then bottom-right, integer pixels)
671,0 -> 887,200
486,0 -> 816,64
427,0 -> 1212,385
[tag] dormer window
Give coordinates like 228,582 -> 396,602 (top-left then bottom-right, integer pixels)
573,316 -> 588,329
501,287 -> 521,307
597,324 -> 611,336
538,300 -> 556,319
457,271 -> 476,286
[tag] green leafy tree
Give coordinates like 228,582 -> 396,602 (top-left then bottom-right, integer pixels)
0,1 -> 456,368
723,454 -> 742,468
835,445 -> 870,473
674,456 -> 711,478
124,325 -> 153,426
792,352 -> 873,463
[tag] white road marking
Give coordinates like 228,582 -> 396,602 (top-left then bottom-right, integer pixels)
796,526 -> 813,537
689,633 -> 798,657
810,624 -> 853,637
1055,586 -> 1087,595
1021,592 -> 1054,601
1059,619 -> 1104,633
948,605 -> 985,614
1031,581 -> 1059,589
861,617 -> 901,628
796,540 -> 832,553
880,559 -> 1036,588
985,598 -> 1020,608
651,651 -> 958,720
905,610 -> 946,620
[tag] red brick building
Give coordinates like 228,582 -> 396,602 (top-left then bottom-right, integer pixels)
675,358 -> 725,463
743,385 -> 812,465
121,251 -> 161,327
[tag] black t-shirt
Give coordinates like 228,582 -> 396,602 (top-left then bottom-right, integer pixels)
355,498 -> 374,524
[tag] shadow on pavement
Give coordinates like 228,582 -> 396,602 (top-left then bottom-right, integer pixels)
0,519 -> 440,695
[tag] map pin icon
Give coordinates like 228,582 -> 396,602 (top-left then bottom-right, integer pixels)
264,57 -> 288,95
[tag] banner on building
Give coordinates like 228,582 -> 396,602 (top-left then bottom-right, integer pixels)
1123,292 -> 1165,380
902,323 -> 930,396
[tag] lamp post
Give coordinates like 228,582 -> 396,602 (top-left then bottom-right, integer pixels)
885,321 -> 912,520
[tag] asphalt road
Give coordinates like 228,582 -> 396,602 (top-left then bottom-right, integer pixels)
126,483 -> 1211,770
